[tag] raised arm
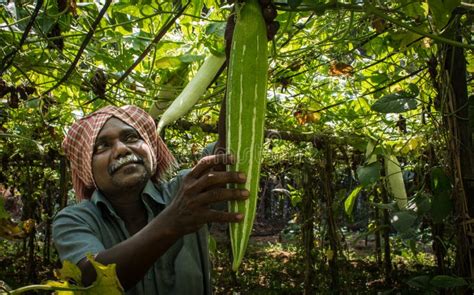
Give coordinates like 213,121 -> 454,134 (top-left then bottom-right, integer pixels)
78,153 -> 247,290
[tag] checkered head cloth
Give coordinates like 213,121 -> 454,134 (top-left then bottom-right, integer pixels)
62,105 -> 176,201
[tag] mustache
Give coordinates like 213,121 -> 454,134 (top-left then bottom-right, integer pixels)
108,154 -> 144,175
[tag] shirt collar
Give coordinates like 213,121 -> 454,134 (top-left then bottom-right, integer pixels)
91,180 -> 166,216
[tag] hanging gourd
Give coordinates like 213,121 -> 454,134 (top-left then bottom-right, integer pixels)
226,0 -> 268,271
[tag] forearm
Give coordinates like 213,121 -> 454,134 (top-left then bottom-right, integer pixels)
79,213 -> 180,290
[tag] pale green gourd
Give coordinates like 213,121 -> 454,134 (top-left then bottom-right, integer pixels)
157,54 -> 225,133
384,154 -> 407,209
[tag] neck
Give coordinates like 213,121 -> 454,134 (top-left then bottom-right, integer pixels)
102,183 -> 147,223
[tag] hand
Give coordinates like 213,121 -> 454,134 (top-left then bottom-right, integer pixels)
160,154 -> 248,237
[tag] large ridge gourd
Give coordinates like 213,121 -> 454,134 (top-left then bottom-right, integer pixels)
226,0 -> 268,271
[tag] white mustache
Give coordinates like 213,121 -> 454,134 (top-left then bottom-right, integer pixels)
108,154 -> 144,174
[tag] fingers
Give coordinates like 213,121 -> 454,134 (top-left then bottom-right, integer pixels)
206,209 -> 244,223
198,188 -> 249,205
189,154 -> 235,178
193,171 -> 246,192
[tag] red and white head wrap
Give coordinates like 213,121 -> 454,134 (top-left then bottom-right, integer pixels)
62,105 -> 175,201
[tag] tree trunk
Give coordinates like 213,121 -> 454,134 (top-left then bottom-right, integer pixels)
373,191 -> 382,266
321,143 -> 340,292
440,15 -> 474,281
301,164 -> 315,294
380,160 -> 392,284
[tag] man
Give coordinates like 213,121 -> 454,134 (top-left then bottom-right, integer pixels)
53,105 -> 248,294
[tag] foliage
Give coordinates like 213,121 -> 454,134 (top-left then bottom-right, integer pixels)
0,255 -> 122,294
0,0 -> 473,292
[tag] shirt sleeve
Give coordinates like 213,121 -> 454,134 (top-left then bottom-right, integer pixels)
52,204 -> 105,265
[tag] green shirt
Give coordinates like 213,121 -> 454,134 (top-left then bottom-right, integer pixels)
52,173 -> 211,295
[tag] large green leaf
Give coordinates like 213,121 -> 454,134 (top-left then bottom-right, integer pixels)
371,91 -> 418,113
430,275 -> 467,288
407,275 -> 431,290
391,211 -> 417,233
357,162 -> 381,187
428,0 -> 461,29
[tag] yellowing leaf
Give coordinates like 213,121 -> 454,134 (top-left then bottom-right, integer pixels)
400,137 -> 422,154
46,256 -> 123,294
154,57 -> 182,70
22,219 -> 35,234
326,249 -> 334,260
87,254 -> 124,294
329,61 -> 353,76
55,260 -> 82,284
0,218 -> 27,240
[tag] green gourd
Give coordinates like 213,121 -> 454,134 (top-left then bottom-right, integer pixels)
226,0 -> 268,271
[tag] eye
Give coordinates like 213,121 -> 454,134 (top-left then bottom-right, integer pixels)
94,142 -> 109,154
124,133 -> 139,143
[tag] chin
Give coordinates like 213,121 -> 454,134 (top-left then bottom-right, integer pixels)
112,170 -> 150,190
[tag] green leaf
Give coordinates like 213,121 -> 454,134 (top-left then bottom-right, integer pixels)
208,234 -> 217,255
431,167 -> 451,193
431,191 -> 452,223
400,0 -> 427,18
444,0 -> 461,13
428,0 -> 458,29
179,54 -> 205,64
407,275 -> 431,290
344,186 -> 362,216
430,167 -> 453,223
391,211 -> 417,233
369,73 -> 389,84
406,83 -> 420,97
357,162 -> 381,187
430,275 -> 467,288
371,91 -> 418,113
288,0 -> 303,9
205,22 -> 226,37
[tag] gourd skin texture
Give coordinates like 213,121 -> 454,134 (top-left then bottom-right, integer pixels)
226,0 -> 268,271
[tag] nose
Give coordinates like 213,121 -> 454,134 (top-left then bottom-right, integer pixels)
111,140 -> 131,159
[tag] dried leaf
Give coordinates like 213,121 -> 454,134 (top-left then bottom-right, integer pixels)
329,61 -> 353,76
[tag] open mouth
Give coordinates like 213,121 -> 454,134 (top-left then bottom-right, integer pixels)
108,154 -> 144,175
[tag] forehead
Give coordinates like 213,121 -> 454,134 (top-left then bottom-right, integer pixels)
96,117 -> 136,139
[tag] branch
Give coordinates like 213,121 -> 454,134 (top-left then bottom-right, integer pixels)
171,120 -> 333,145
366,5 -> 474,50
274,2 -> 366,13
312,67 -> 427,113
275,2 -> 473,49
0,0 -> 44,75
110,1 -> 190,89
42,0 -> 112,95
361,67 -> 426,97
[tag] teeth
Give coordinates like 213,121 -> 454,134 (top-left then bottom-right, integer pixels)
110,154 -> 142,173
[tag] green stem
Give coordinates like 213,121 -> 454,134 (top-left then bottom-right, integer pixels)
9,284 -> 88,294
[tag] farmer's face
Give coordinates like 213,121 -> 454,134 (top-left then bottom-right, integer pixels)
92,117 -> 153,195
